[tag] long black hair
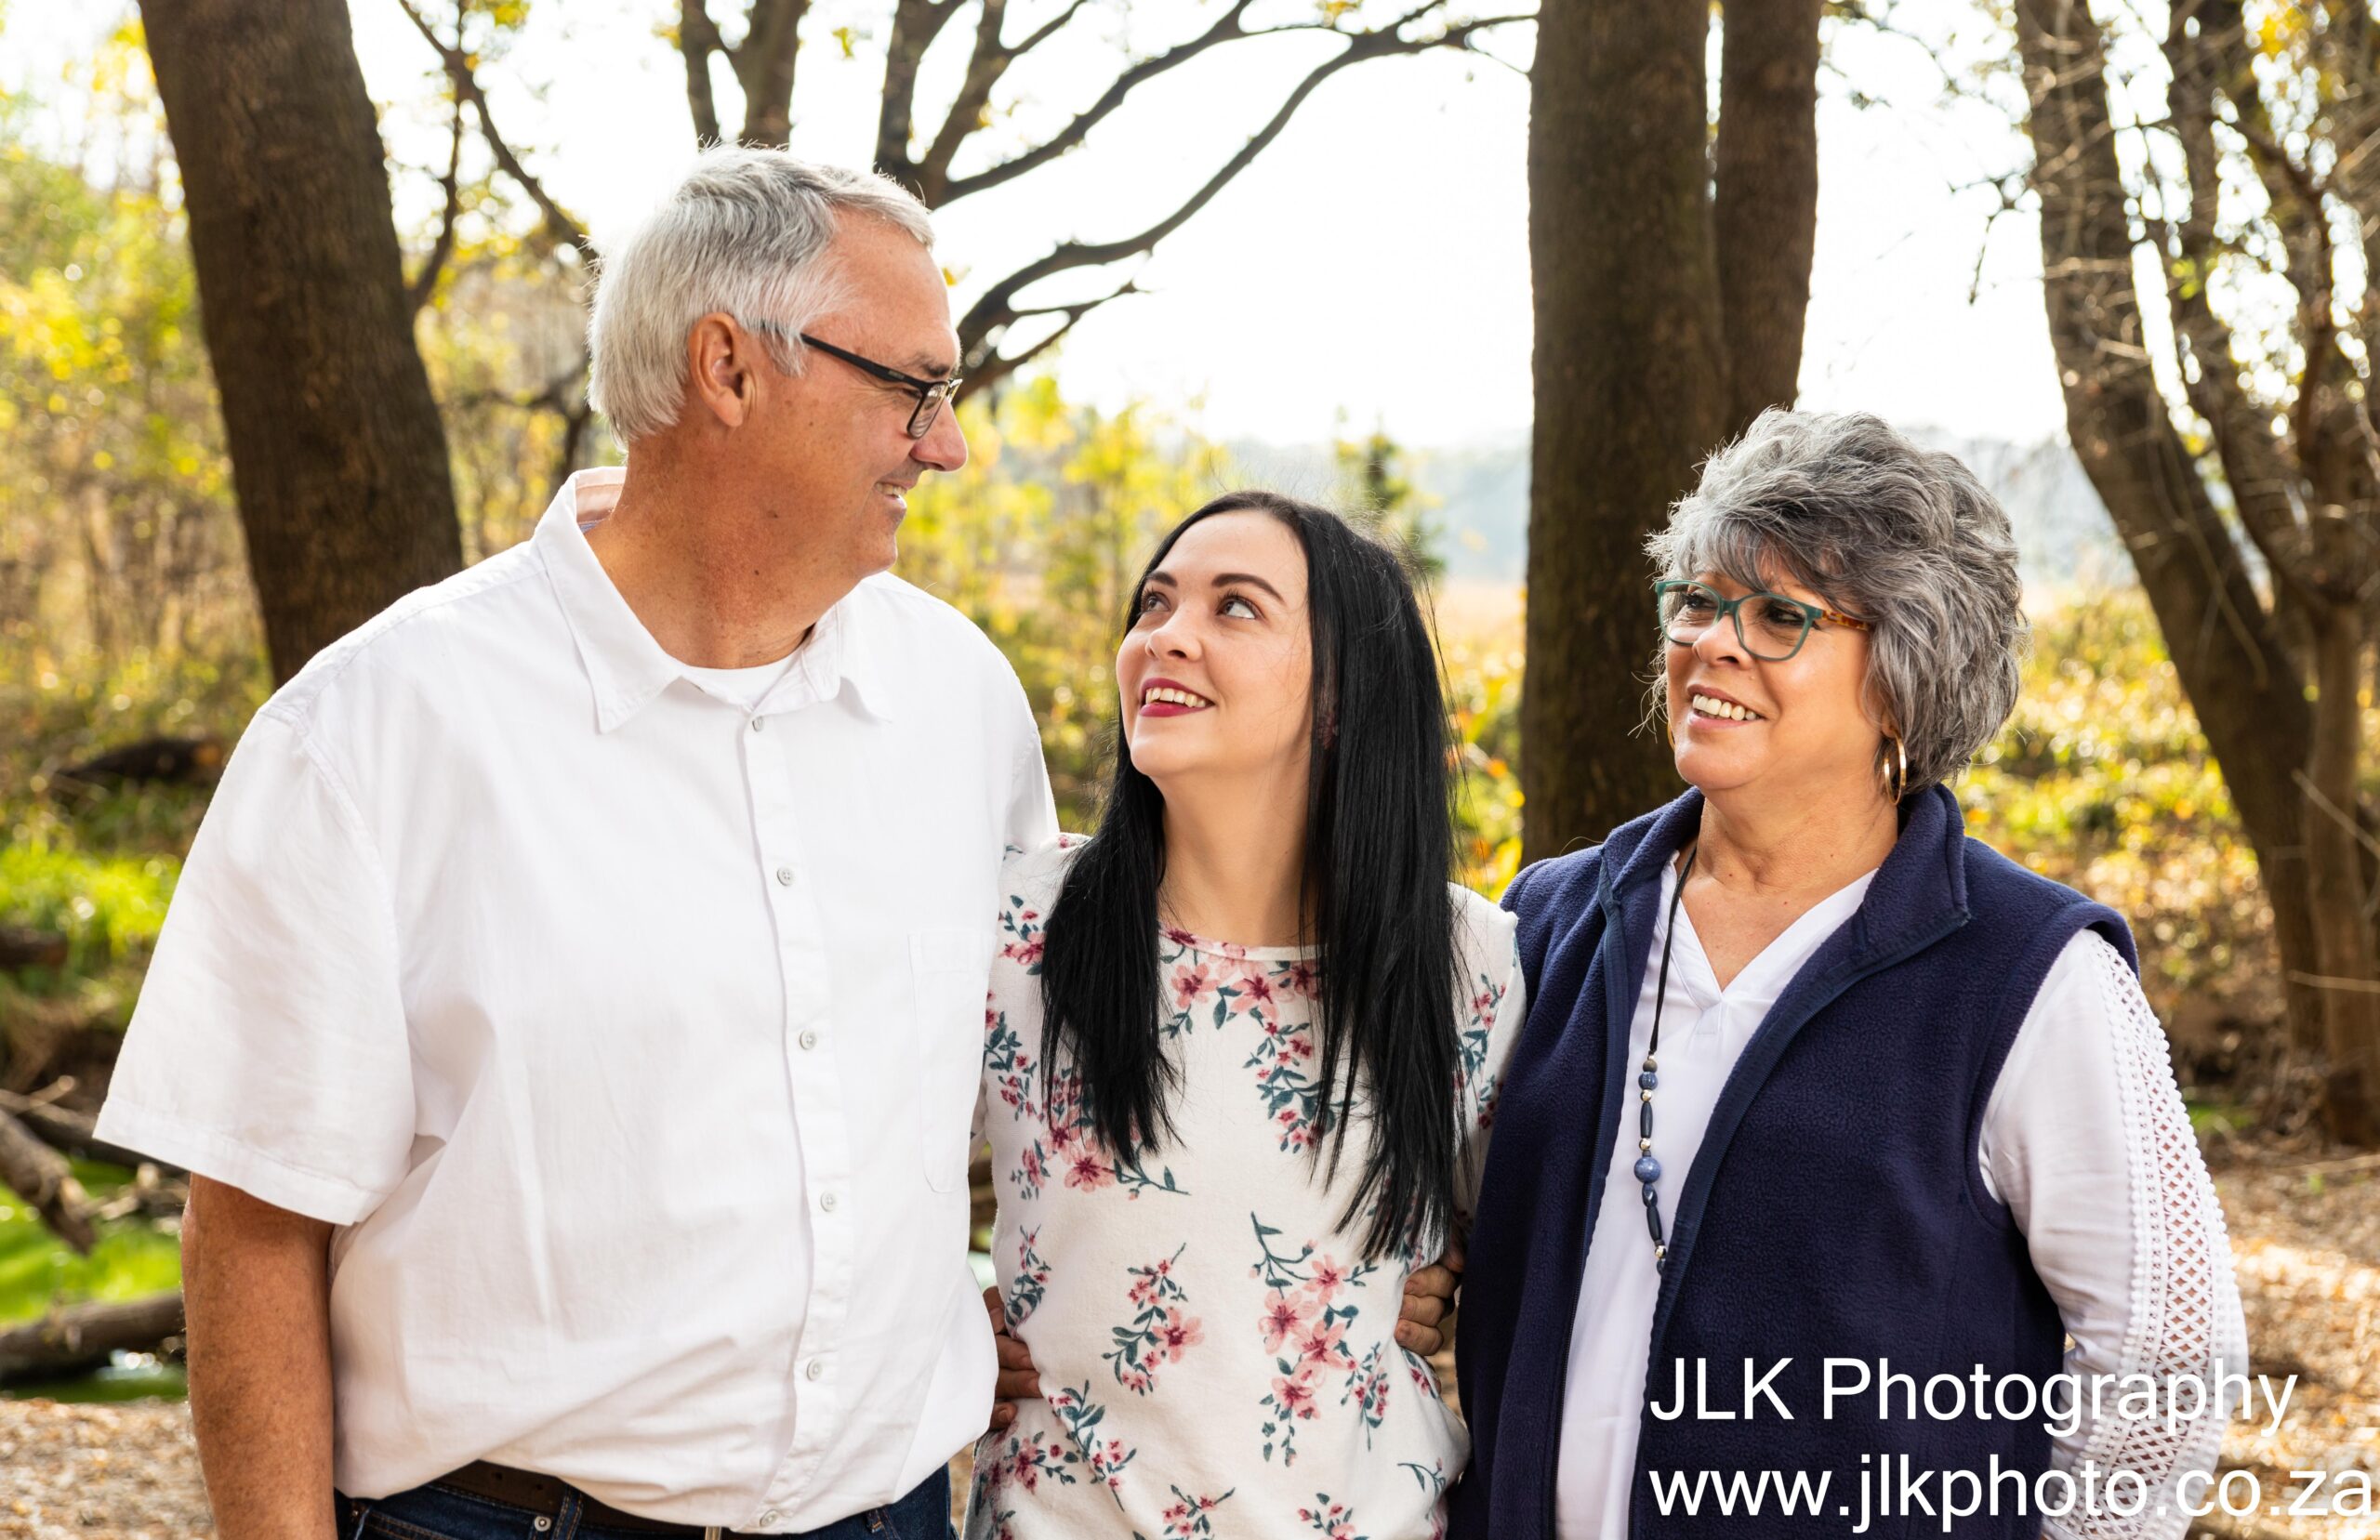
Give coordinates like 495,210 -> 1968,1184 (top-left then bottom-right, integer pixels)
1038,489 -> 1461,1260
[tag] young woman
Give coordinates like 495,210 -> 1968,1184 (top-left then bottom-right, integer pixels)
966,491 -> 1523,1540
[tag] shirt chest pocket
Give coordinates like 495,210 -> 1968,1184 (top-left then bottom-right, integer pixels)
911,928 -> 994,1192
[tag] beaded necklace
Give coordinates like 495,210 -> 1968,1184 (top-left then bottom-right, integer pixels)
1635,845 -> 1699,1273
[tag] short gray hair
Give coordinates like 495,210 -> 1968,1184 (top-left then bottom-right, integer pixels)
588,148 -> 937,444
1646,409 -> 2027,792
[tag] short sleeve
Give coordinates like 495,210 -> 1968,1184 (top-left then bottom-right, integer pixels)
1002,688 -> 1058,855
1453,890 -> 1527,1221
94,710 -> 415,1225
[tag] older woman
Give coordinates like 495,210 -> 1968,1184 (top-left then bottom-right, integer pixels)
1449,411 -> 2248,1540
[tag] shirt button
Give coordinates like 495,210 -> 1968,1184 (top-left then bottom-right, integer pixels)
799,1030 -> 819,1050
749,717 -> 765,732
819,1191 -> 838,1212
805,1358 -> 826,1381
774,865 -> 795,887
759,1511 -> 780,1529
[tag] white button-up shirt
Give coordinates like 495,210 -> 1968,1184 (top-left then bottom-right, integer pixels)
98,468 -> 1058,1532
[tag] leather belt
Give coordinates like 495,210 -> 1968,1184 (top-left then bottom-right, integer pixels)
432,1461 -> 763,1537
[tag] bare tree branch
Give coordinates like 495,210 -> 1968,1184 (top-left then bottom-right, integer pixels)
393,0 -> 588,255
939,0 -> 1437,207
956,9 -> 1529,369
734,0 -> 811,146
2160,0 -> 2311,586
682,0 -> 726,143
408,55 -> 468,316
910,0 -> 1016,201
877,0 -> 972,187
961,277 -> 1141,400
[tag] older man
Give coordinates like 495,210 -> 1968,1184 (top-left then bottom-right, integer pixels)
99,152 -> 1044,1539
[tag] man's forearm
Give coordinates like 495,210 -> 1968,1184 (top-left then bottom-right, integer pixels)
182,1176 -> 338,1540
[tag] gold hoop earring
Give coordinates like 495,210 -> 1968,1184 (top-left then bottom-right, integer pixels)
1878,735 -> 1909,802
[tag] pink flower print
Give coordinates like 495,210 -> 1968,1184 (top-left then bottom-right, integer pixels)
1065,1150 -> 1116,1191
1239,971 -> 1277,1008
1260,1289 -> 1307,1353
1160,1489 -> 1236,1540
1002,935 -> 1045,966
1163,925 -> 1198,947
1273,1369 -> 1320,1419
1294,1317 -> 1351,1374
1284,959 -> 1320,997
1306,1256 -> 1348,1299
1048,1381 -> 1136,1509
1156,1310 -> 1204,1362
1105,1246 -> 1197,1391
1170,960 -> 1215,1009
1296,1496 -> 1368,1540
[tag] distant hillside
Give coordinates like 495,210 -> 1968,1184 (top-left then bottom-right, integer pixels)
1222,428 -> 2125,596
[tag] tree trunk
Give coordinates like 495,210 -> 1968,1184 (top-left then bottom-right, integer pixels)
1520,0 -> 1726,860
2305,599 -> 2380,1141
2017,0 -> 2343,1108
1714,0 -> 1824,437
140,0 -> 461,683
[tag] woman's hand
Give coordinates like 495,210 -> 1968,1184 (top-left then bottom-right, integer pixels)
984,1284 -> 1042,1435
1395,1238 -> 1464,1356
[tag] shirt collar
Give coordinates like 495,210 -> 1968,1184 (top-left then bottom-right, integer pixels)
535,468 -> 903,731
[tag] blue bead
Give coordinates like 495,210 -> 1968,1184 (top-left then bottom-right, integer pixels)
1639,1070 -> 1659,1089
1633,1154 -> 1662,1184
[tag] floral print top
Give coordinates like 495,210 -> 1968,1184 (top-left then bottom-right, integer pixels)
966,838 -> 1526,1540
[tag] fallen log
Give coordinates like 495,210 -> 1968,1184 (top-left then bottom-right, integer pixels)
0,1087 -> 165,1173
0,1292 -> 184,1383
0,1108 -> 98,1253
52,735 -> 226,793
0,925 -> 67,972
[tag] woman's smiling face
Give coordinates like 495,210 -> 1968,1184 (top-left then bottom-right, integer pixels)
1663,570 -> 1883,808
1116,509 -> 1314,789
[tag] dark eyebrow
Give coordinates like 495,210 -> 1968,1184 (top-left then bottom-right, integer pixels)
906,354 -> 958,380
1141,570 -> 1286,603
1211,572 -> 1286,602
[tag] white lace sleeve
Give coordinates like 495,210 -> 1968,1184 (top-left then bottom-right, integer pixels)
1979,932 -> 2250,1540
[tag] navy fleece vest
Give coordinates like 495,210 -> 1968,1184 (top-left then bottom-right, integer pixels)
1448,786 -> 2135,1539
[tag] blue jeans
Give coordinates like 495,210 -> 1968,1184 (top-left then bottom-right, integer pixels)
335,1468 -> 953,1540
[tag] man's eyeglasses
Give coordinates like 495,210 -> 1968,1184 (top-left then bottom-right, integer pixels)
740,319 -> 960,439
1654,578 -> 1871,662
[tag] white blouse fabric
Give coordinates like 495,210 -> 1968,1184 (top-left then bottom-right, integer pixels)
1554,862 -> 2249,1540
968,840 -> 1527,1540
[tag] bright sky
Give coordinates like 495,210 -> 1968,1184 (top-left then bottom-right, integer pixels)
9,0 -> 2069,450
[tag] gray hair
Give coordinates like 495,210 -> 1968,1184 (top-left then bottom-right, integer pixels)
588,148 -> 937,444
1646,409 -> 2027,792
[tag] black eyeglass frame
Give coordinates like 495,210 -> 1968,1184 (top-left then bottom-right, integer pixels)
740,318 -> 961,439
1653,577 -> 1872,662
